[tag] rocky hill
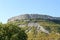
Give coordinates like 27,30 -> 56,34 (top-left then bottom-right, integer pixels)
7,14 -> 60,40
8,14 -> 60,24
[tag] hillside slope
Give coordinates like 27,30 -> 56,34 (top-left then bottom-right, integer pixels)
8,14 -> 60,40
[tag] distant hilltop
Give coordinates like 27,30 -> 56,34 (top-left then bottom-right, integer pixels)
8,14 -> 60,23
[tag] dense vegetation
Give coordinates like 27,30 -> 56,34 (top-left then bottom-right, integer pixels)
0,23 -> 27,40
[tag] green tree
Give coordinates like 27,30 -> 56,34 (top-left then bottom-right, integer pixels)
0,23 -> 27,40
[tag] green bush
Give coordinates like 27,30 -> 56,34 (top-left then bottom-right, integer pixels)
0,23 -> 27,40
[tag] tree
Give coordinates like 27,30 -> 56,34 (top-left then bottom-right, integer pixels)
0,23 -> 27,40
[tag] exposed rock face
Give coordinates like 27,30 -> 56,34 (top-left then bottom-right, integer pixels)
8,14 -> 60,22
25,22 -> 49,34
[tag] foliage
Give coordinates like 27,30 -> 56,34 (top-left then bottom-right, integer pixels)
0,23 -> 27,40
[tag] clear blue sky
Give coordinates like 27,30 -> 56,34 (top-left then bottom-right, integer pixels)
0,0 -> 60,23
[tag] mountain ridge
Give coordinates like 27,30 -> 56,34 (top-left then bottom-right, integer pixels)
8,14 -> 60,22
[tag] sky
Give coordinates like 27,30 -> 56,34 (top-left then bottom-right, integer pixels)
0,0 -> 60,23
